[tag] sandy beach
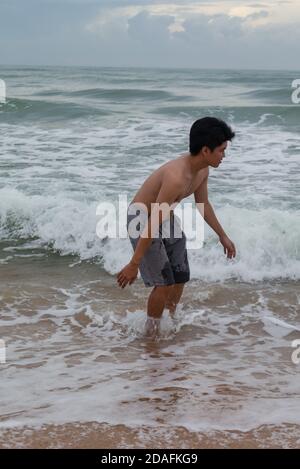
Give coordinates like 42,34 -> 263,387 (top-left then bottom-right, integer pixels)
1,422 -> 299,449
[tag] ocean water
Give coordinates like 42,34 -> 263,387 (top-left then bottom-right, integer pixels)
0,66 -> 299,447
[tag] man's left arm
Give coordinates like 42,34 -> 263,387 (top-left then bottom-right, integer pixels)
194,174 -> 236,259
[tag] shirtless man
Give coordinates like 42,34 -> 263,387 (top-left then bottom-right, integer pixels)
117,117 -> 236,337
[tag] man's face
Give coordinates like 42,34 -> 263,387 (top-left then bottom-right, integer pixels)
207,142 -> 227,167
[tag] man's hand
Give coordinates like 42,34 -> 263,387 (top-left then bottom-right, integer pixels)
219,235 -> 236,259
117,261 -> 138,288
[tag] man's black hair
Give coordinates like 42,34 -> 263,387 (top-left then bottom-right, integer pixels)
189,117 -> 235,156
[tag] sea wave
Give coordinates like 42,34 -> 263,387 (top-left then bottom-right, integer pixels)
1,188 -> 299,282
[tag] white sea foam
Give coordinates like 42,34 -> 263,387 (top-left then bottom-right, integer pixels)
1,186 -> 299,281
1,291 -> 299,432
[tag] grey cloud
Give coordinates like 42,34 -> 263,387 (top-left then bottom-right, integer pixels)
0,1 -> 299,69
128,11 -> 174,44
124,10 -> 300,69
248,3 -> 270,6
171,12 -> 300,69
245,10 -> 269,20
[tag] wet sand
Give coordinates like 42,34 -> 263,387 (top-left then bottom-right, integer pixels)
0,422 -> 299,449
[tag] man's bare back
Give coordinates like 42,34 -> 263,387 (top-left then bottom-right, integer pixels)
131,152 -> 209,212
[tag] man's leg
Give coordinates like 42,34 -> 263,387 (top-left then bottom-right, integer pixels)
165,283 -> 185,316
147,285 -> 173,318
145,285 -> 173,337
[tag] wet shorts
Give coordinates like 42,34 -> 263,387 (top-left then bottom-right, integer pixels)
127,204 -> 190,287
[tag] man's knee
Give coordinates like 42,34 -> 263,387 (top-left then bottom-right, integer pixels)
153,284 -> 174,299
166,283 -> 185,309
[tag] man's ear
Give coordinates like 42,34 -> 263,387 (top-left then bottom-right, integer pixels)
202,146 -> 211,157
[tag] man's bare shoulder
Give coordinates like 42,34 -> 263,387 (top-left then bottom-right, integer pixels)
160,156 -> 186,176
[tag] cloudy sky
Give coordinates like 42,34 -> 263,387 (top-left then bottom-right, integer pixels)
0,0 -> 299,69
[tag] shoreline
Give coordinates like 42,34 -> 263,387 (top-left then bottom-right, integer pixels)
0,422 -> 299,449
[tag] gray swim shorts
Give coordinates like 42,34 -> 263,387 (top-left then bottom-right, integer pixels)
127,205 -> 190,287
